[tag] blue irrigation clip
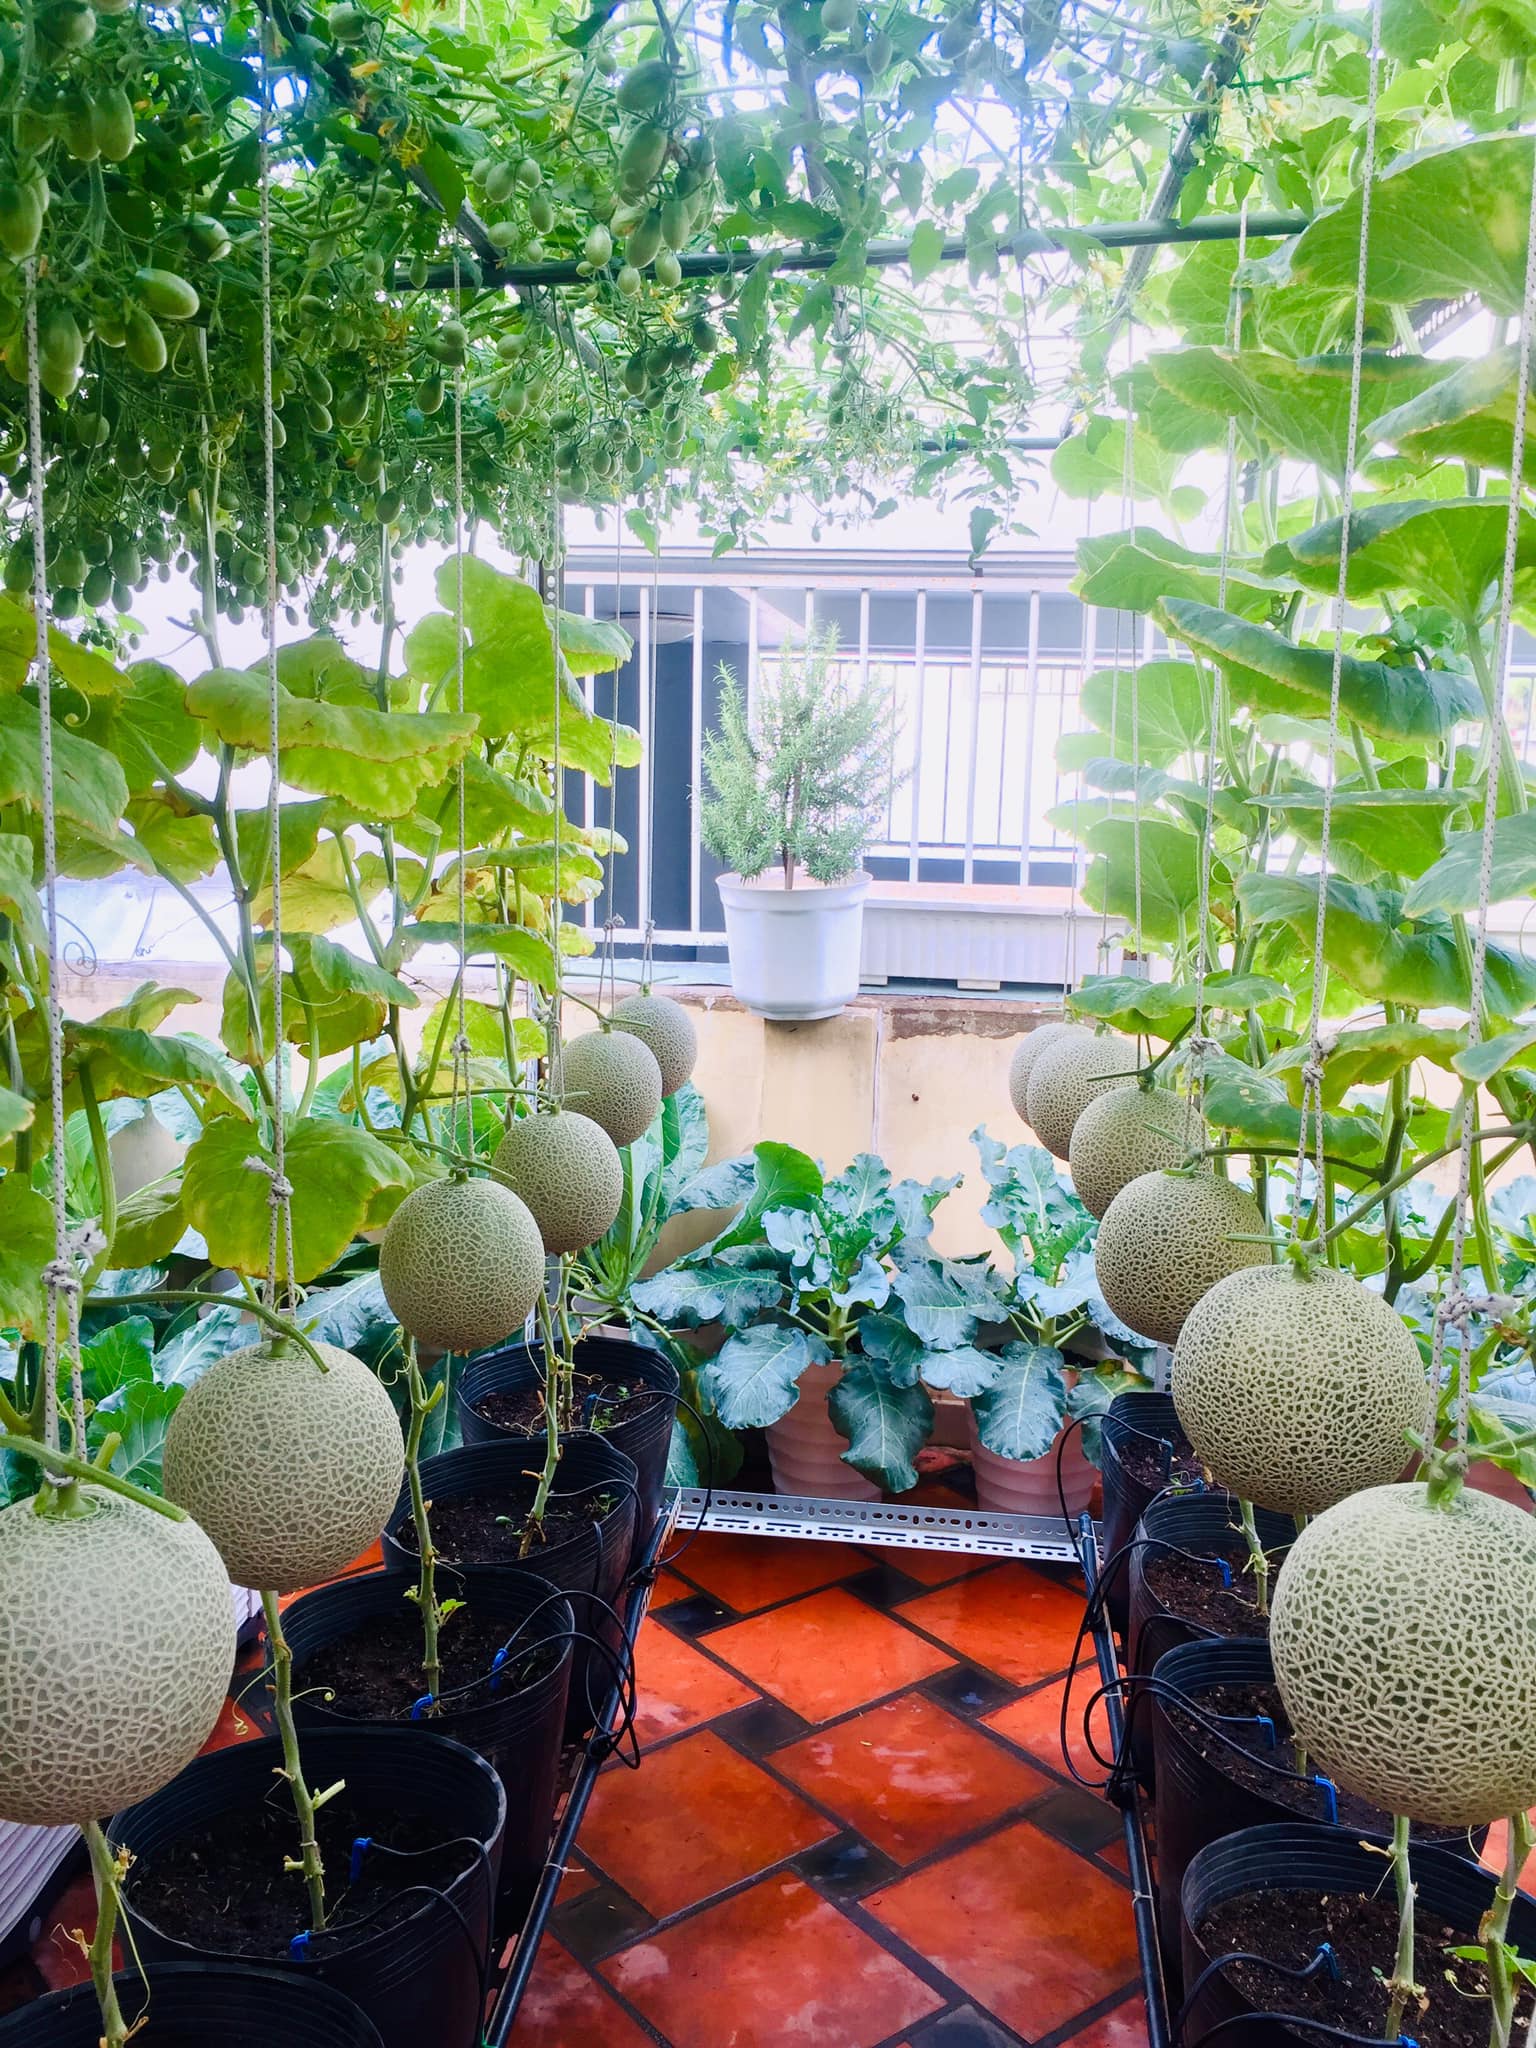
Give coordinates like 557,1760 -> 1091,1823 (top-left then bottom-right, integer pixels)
410,1693 -> 434,1722
1313,1776 -> 1338,1823
349,1836 -> 372,1884
489,1647 -> 508,1695
1251,1714 -> 1276,1748
289,1932 -> 311,1961
1316,1943 -> 1339,1980
1203,1555 -> 1233,1589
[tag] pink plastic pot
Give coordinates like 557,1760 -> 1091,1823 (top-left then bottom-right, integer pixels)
766,1361 -> 880,1500
966,1408 -> 1098,1518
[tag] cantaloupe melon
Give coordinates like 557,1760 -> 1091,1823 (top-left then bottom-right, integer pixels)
1094,1169 -> 1270,1345
379,1175 -> 545,1354
1271,1482 -> 1536,1827
1008,1022 -> 1083,1124
558,1029 -> 662,1148
108,1105 -> 183,1201
1068,1085 -> 1185,1219
0,1486 -> 234,1824
163,1340 -> 405,1594
610,993 -> 697,1098
492,1110 -> 623,1255
1172,1265 -> 1428,1514
1025,1031 -> 1137,1161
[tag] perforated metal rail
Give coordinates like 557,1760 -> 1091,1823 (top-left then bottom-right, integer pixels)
668,1486 -> 1084,1562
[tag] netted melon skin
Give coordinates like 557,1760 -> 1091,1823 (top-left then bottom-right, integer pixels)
1007,1022 -> 1081,1124
610,994 -> 697,1098
492,1111 -> 623,1255
1025,1033 -> 1137,1160
1271,1483 -> 1536,1827
379,1177 -> 545,1354
1094,1170 -> 1270,1345
163,1342 -> 405,1594
0,1487 -> 234,1824
559,1031 -> 662,1148
1172,1266 -> 1428,1514
1069,1086 -> 1185,1220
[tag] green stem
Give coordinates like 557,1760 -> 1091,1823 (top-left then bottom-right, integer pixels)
1322,1126 -> 1532,1247
527,1288 -> 564,1539
403,1345 -> 445,1698
83,1820 -> 129,2048
93,1291 -> 331,1374
78,1062 -> 116,1295
1384,1812 -> 1417,2040
1238,1499 -> 1269,1616
0,1433 -> 187,1517
1483,1809 -> 1534,2047
261,1590 -> 329,1930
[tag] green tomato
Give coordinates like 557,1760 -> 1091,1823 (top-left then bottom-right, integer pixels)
39,0 -> 95,48
124,306 -> 167,373
92,84 -> 136,162
616,58 -> 674,114
615,263 -> 642,299
134,267 -> 199,322
0,183 -> 42,262
186,213 -> 231,261
515,157 -> 543,191
528,190 -> 556,235
626,211 -> 664,269
655,248 -> 682,288
483,161 -> 519,205
618,124 -> 669,197
62,91 -> 101,164
584,223 -> 613,268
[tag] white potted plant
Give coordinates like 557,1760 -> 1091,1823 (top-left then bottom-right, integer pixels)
702,629 -> 900,1021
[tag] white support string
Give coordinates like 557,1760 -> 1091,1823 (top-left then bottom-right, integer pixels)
23,266 -> 85,1460
642,484 -> 662,989
258,26 -> 296,1305
1432,155 -> 1536,1454
1184,202 -> 1248,1158
549,486 -> 565,1095
1289,0 -> 1384,1237
449,244 -> 473,1157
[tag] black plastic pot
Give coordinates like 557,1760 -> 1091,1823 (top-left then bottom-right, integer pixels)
115,1728 -> 505,2048
1150,1638 -> 1484,1989
278,1568 -> 572,1927
1179,1822 -> 1536,2047
382,1434 -> 638,1739
1100,1391 -> 1193,1637
457,1332 -> 679,1548
0,1965 -> 384,2046
1125,1493 -> 1292,1790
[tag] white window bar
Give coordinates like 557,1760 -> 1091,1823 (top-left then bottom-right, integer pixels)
1018,590 -> 1042,887
962,583 -> 985,885
746,585 -> 760,725
637,581 -> 653,948
907,589 -> 928,883
581,585 -> 598,932
804,587 -> 815,640
689,584 -> 705,938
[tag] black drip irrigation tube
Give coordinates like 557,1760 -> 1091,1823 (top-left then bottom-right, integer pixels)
1075,1507 -> 1174,2048
483,1494 -> 677,2046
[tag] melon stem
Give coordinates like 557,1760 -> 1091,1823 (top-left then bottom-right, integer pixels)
1483,1809 -> 1534,2047
403,1346 -> 444,1699
527,1290 -> 565,1545
83,1819 -> 129,2048
1385,1813 -> 1417,2040
261,1590 -> 328,1930
1237,1499 -> 1269,1617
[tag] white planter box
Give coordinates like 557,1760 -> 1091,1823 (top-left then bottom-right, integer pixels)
861,883 -> 1126,991
716,871 -> 871,1021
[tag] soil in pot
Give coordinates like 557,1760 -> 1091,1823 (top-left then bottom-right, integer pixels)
475,1371 -> 662,1436
395,1488 -> 615,1567
299,1606 -> 560,1718
1141,1543 -> 1277,1641
1197,1887 -> 1534,2046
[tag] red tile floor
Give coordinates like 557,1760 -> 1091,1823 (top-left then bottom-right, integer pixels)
518,1528 -> 1147,2048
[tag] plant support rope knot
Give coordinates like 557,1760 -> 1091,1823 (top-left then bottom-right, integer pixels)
243,1156 -> 294,1206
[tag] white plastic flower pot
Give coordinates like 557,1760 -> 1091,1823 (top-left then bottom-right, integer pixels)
766,1361 -> 879,1500
716,871 -> 871,1021
966,1407 -> 1098,1518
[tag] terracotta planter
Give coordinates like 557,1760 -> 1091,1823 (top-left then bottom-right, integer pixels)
766,1361 -> 879,1500
966,1409 -> 1097,1518
1468,1457 -> 1533,1510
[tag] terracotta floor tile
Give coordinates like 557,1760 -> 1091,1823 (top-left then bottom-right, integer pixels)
986,1673 -> 1113,1782
581,1728 -> 835,1918
631,1616 -> 759,1746
646,1568 -> 693,1608
1481,1813 -> 1536,1889
600,1873 -> 943,2047
869,1546 -> 994,1588
1066,1994 -> 1149,2045
674,1534 -> 862,1613
707,1588 -> 954,1722
900,1565 -> 1089,1688
866,1820 -> 1141,2039
556,1857 -> 598,1903
774,1692 -> 1048,1864
515,1934 -> 657,2048
30,1877 -> 97,1993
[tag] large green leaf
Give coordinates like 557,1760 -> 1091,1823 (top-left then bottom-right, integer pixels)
253,841 -> 390,936
76,661 -> 202,794
1050,419 -> 1200,516
708,1142 -> 824,1255
73,1025 -> 247,1110
1076,661 -> 1209,767
699,1321 -> 813,1429
1370,348 -> 1536,483
1263,1021 -> 1463,1104
224,933 -> 418,1062
828,1361 -> 933,1492
630,1257 -> 784,1329
1202,1056 -> 1383,1162
1078,815 -> 1215,945
1250,788 -> 1477,882
1268,498 -> 1536,623
125,796 -> 220,884
187,669 -> 476,820
401,920 -> 557,990
1146,348 -> 1452,480
890,1257 -> 1006,1348
1288,135 -> 1535,316
1075,529 -> 1288,620
554,609 -> 632,676
112,1179 -> 187,1267
0,698 -> 128,836
0,831 -> 45,949
1238,872 -> 1536,1015
970,1342 -> 1067,1462
1164,602 -> 1480,741
1070,971 -> 1285,1039
1404,812 -> 1536,915
181,1115 -> 413,1283
0,1175 -> 56,1338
